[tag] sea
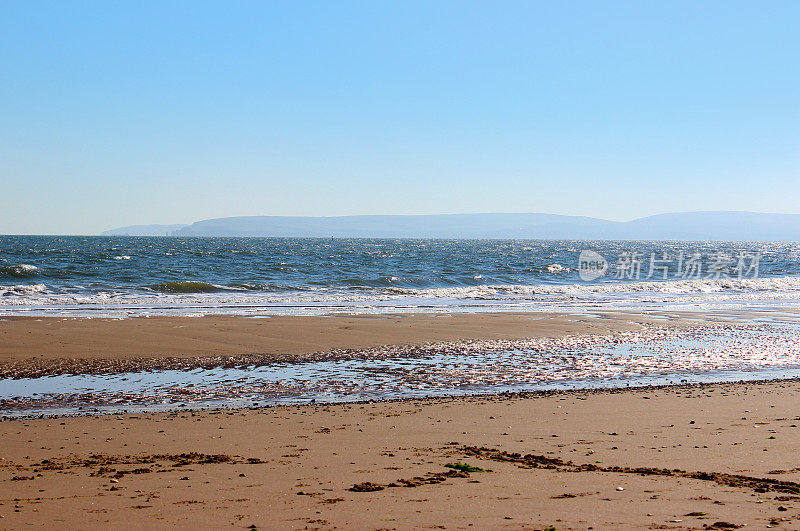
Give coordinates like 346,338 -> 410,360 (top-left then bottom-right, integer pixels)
1,236 -> 800,317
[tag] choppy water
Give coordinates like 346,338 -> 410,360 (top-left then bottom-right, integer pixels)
1,236 -> 800,316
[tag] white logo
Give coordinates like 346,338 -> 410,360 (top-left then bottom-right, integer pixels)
578,250 -> 608,281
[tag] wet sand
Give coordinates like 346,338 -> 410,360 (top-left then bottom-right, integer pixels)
2,380 -> 800,529
3,310 -> 800,528
0,311 -> 716,377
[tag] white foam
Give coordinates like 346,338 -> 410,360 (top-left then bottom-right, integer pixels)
546,264 -> 570,273
392,275 -> 800,299
2,275 -> 800,317
0,283 -> 48,296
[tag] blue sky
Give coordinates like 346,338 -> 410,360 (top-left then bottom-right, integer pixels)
1,1 -> 798,234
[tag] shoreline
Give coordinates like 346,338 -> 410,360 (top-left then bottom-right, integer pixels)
3,378 -> 800,528
4,374 -> 800,421
0,310 -> 756,379
2,310 -> 796,417
4,309 -> 800,527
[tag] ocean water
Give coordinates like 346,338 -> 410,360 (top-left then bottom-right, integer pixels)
1,236 -> 799,317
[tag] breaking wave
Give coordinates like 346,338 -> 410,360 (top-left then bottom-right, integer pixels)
0,283 -> 48,296
388,275 -> 800,299
0,264 -> 39,278
546,264 -> 570,274
148,281 -> 240,293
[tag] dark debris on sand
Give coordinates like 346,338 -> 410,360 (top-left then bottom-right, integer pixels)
350,468 -> 471,492
462,445 -> 800,495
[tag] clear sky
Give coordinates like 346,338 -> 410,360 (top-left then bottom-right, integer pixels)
1,1 -> 798,234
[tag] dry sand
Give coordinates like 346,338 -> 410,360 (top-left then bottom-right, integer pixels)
2,311 -> 799,529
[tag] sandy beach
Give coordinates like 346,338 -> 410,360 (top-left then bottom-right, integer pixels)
2,378 -> 800,529
1,311 -> 799,528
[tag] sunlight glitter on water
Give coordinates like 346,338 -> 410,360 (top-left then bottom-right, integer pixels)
3,322 -> 800,417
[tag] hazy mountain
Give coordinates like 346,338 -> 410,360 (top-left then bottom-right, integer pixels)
173,214 -> 618,239
104,212 -> 800,241
101,224 -> 189,236
618,212 -> 800,241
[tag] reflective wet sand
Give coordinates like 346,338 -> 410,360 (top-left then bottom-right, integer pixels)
3,318 -> 800,416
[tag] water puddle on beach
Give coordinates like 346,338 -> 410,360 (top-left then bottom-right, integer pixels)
3,322 -> 800,417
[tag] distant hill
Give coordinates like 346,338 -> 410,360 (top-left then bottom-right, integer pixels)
103,212 -> 800,241
620,212 -> 800,241
101,224 -> 189,236
173,213 -> 617,239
